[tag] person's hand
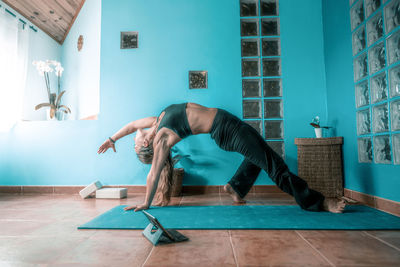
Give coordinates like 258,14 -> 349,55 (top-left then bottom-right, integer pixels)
124,204 -> 149,212
97,139 -> 116,154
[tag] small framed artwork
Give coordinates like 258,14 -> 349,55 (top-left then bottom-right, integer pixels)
189,71 -> 208,89
120,31 -> 138,49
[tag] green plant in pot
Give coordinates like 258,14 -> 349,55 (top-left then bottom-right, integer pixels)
32,60 -> 71,120
310,116 -> 331,138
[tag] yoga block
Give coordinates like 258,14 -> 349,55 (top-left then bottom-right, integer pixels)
79,181 -> 103,199
96,188 -> 127,199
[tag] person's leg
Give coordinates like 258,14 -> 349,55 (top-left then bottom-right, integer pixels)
210,110 -> 332,212
233,124 -> 325,211
227,158 -> 261,199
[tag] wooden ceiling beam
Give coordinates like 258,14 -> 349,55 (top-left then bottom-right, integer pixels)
2,0 -> 85,45
60,0 -> 85,45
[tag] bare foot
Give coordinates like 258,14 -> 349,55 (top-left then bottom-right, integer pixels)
322,198 -> 346,213
224,184 -> 246,204
341,196 -> 358,204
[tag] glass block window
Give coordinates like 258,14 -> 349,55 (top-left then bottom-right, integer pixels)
355,80 -> 370,107
242,79 -> 261,97
353,26 -> 366,55
374,135 -> 392,163
358,137 -> 373,162
391,99 -> 400,130
243,99 -> 262,119
265,120 -> 284,139
246,120 -> 263,135
240,0 -> 284,158
351,0 -> 400,164
366,12 -> 383,46
393,133 -> 400,164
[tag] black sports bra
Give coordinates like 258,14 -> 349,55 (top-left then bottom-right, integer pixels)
157,103 -> 193,139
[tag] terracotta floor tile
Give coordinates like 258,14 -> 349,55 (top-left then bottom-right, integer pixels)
231,230 -> 330,266
29,219 -> 96,238
366,231 -> 400,250
0,261 -> 39,267
55,235 -> 152,266
88,229 -> 144,239
0,207 -> 77,222
1,194 -> 400,266
179,229 -> 230,237
0,237 -> 24,260
179,194 -> 222,206
46,264 -> 101,267
298,230 -> 400,266
0,235 -> 87,264
0,221 -> 49,236
168,196 -> 182,206
144,233 -> 236,267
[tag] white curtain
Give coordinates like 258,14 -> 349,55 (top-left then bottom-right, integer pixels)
0,8 -> 29,132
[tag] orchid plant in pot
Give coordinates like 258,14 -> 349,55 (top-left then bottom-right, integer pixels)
310,116 -> 331,138
32,60 -> 71,120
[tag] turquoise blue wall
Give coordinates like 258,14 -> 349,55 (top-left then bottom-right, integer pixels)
322,0 -> 400,202
2,1 -> 331,190
99,0 -> 244,185
99,0 -> 328,186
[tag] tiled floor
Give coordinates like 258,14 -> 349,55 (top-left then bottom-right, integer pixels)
0,193 -> 399,267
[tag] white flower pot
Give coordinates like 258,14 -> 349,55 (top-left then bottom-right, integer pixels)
46,109 -> 67,121
314,128 -> 322,138
56,111 -> 66,121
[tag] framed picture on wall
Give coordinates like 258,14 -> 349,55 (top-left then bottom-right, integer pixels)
189,71 -> 208,89
120,31 -> 138,49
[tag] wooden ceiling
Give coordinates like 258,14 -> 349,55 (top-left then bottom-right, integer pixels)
2,0 -> 85,45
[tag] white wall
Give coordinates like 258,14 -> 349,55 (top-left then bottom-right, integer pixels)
22,30 -> 61,121
61,0 -> 101,120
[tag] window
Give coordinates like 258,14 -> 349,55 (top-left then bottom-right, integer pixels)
0,6 -> 29,131
240,0 -> 284,158
350,0 -> 400,164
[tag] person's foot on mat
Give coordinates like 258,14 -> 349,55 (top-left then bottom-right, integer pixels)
224,184 -> 246,204
323,198 -> 346,213
340,196 -> 359,204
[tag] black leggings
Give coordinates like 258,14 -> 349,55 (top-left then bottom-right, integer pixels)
210,109 -> 325,211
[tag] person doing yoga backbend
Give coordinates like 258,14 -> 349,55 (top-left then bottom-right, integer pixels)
98,103 -> 346,213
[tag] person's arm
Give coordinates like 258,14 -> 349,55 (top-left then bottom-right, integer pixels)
111,117 -> 157,142
97,117 -> 157,154
124,132 -> 172,211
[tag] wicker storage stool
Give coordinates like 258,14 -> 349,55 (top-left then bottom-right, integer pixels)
171,168 -> 184,197
294,137 -> 344,198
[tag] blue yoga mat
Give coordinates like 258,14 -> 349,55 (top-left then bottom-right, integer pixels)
77,205 -> 400,230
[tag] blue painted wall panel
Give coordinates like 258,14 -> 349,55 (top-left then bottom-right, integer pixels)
1,0 -> 330,191
322,0 -> 400,202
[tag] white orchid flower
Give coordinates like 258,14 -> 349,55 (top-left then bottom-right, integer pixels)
33,59 -> 71,119
55,65 -> 64,77
311,116 -> 320,126
33,60 -> 48,76
46,60 -> 59,66
44,64 -> 53,73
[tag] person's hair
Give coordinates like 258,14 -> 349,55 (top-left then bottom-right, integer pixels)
136,141 -> 173,206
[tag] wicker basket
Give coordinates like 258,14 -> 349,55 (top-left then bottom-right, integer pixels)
295,137 -> 344,198
171,168 -> 184,197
